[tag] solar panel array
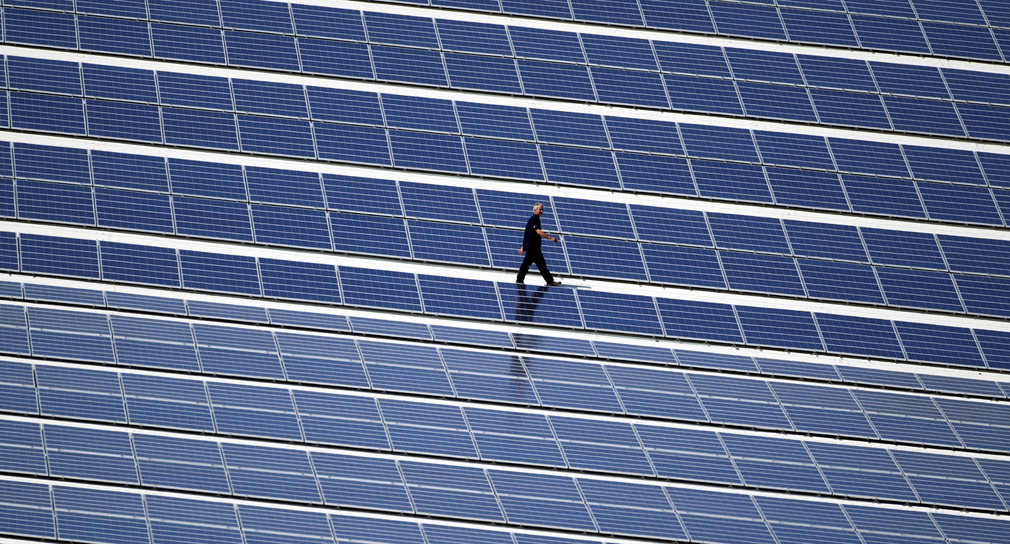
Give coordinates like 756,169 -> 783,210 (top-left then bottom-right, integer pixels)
4,1 -> 1010,543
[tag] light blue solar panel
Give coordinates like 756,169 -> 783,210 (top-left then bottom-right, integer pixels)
842,175 -> 926,218
566,237 -> 647,281
610,367 -> 706,420
100,242 -> 180,288
179,250 -> 260,295
709,213 -> 788,253
811,88 -> 891,129
359,340 -> 454,396
862,229 -> 944,269
641,0 -> 715,32
36,365 -> 122,421
420,276 -> 502,320
657,298 -> 743,343
723,434 -> 827,492
4,8 -> 77,48
331,515 -> 425,544
299,38 -> 373,78
615,153 -> 696,195
924,21 -> 1001,61
727,48 -> 802,85
877,267 -> 964,313
401,182 -> 479,223
517,60 -> 596,101
851,14 -> 930,54
508,27 -> 584,63
605,117 -> 683,155
466,137 -> 544,180
690,372 -> 794,428
540,145 -> 620,189
77,15 -> 150,57
896,321 -> 985,368
499,282 -> 583,328
295,391 -> 388,449
147,495 -> 243,544
816,313 -> 904,359
152,23 -> 227,63
390,130 -> 467,173
20,234 -> 99,279
630,206 -> 710,245
554,198 -> 633,238
593,67 -> 671,108
340,266 -> 422,312
920,183 -> 1002,225
887,95 -> 966,137
409,221 -> 490,266
221,0 -> 293,33
871,61 -> 949,99
163,108 -> 239,150
502,0 -> 573,18
782,8 -> 859,47
124,375 -> 214,431
577,290 -> 663,336
8,56 -> 81,95
208,382 -> 302,440
436,20 -> 509,56
666,74 -> 744,115
766,167 -> 848,210
552,417 -> 653,474
489,471 -> 596,531
530,110 -> 608,148
372,45 -> 448,86
798,259 -> 885,304
711,1 -> 786,39
325,175 -> 401,215
167,158 -> 245,200
331,213 -> 411,258
457,102 -> 533,140
571,0 -> 643,24
365,12 -> 438,48
292,5 -> 364,40
693,160 -> 773,203
45,422 -> 134,482
53,486 -> 148,544
10,92 -> 86,135
17,179 -> 94,225
445,53 -> 523,93
959,102 -> 1010,142
738,306 -> 824,351
224,31 -> 298,71
722,252 -> 805,296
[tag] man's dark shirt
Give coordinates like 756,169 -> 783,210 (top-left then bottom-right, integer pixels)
522,214 -> 542,250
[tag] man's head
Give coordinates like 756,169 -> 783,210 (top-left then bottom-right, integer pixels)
533,202 -> 544,216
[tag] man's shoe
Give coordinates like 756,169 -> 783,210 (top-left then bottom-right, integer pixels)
516,280 -> 524,284
547,281 -> 561,286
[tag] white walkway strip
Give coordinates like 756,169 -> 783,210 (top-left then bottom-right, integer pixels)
5,270 -> 1010,383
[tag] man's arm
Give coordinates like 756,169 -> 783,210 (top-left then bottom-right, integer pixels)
536,229 -> 558,243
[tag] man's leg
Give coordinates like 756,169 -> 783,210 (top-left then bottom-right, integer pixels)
517,251 -> 536,283
533,250 -> 555,284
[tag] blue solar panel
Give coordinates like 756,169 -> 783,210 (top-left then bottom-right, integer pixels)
851,14 -> 930,54
782,8 -> 859,47
517,60 -> 596,101
799,56 -> 875,92
5,8 -> 78,48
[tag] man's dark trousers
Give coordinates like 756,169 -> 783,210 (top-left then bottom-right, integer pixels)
517,247 -> 554,284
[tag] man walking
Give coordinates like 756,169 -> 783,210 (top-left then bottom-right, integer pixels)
517,202 -> 561,285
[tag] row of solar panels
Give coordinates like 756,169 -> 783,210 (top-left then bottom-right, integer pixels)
5,400 -> 1010,518
9,0 -> 1010,66
11,186 -> 1010,320
5,233 -> 1010,369
12,103 -> 1010,193
7,301 -> 1010,449
8,100 -> 1010,223
8,15 -> 1010,144
7,278 -> 1007,400
16,165 -> 1010,276
3,472 -> 998,544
